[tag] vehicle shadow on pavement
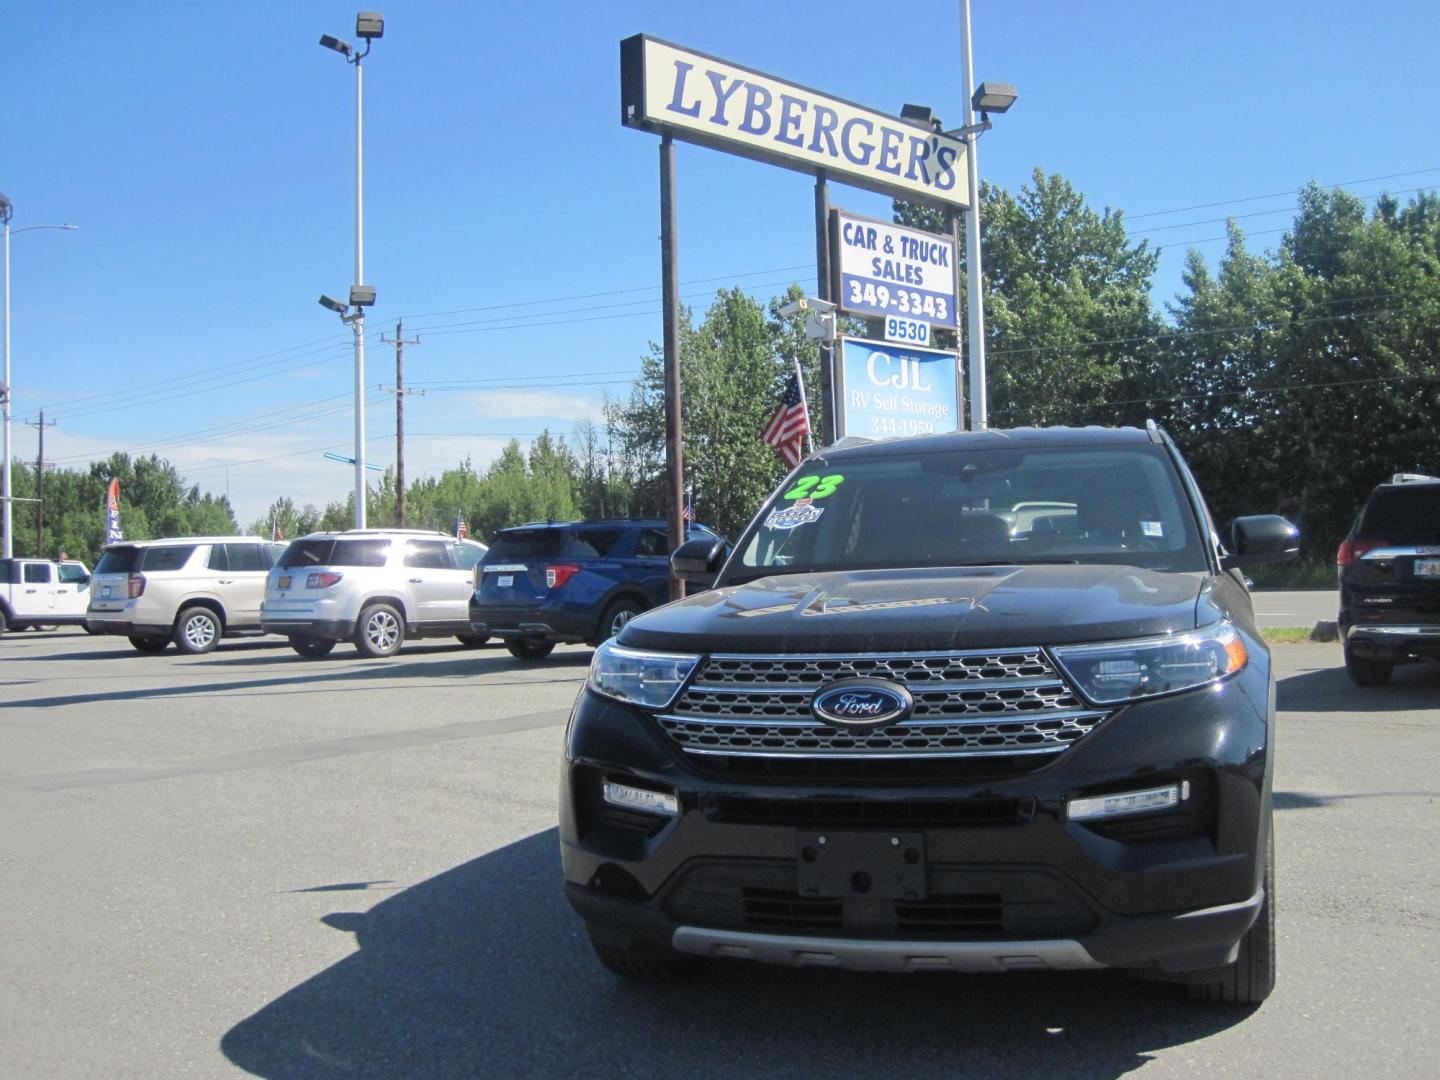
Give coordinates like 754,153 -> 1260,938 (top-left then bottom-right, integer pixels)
1277,661 -> 1440,714
221,831 -> 1250,1080
2,651 -> 591,710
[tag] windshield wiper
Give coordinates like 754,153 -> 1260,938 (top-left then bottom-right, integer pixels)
946,559 -> 1081,566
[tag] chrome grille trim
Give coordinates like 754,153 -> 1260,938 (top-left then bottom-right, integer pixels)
658,649 -> 1110,760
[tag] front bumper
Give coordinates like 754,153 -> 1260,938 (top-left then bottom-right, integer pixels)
561,653 -> 1273,975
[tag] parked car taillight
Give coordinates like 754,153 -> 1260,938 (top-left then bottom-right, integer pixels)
128,573 -> 146,599
546,564 -> 581,590
306,571 -> 344,589
1337,538 -> 1389,567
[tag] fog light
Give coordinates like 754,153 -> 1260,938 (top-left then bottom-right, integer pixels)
1068,781 -> 1188,821
603,781 -> 679,817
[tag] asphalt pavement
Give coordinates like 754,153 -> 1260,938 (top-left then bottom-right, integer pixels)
0,628 -> 1435,1078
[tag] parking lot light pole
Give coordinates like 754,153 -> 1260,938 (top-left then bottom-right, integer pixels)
1,192 -> 78,558
953,1 -> 1016,430
320,13 -> 384,528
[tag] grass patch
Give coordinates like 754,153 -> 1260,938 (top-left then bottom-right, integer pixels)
1260,626 -> 1318,645
1248,560 -> 1337,589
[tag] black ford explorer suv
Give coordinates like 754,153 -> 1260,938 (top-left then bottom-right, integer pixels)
1336,474 -> 1440,685
561,425 -> 1298,1004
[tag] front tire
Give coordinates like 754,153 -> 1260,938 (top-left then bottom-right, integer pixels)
290,634 -> 337,658
354,603 -> 404,658
505,637 -> 555,661
1343,645 -> 1392,686
173,607 -> 222,654
129,635 -> 169,653
1188,818 -> 1275,1005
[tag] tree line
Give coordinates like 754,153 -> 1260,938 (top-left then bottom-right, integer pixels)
9,170 -> 1435,568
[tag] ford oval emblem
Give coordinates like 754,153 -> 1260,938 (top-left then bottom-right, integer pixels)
811,678 -> 913,730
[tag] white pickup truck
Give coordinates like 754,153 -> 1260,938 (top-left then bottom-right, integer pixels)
0,557 -> 92,633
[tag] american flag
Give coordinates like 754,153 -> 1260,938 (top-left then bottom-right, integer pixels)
681,500 -> 696,522
456,510 -> 468,540
761,373 -> 810,468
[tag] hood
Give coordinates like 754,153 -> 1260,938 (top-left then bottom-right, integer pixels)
620,564 -> 1207,654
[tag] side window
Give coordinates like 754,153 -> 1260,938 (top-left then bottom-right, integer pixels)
226,544 -> 264,572
575,529 -> 621,557
330,539 -> 391,567
267,544 -> 286,568
452,543 -> 485,571
58,563 -> 89,583
634,529 -> 669,558
23,563 -> 53,584
207,545 -> 229,572
404,540 -> 453,569
142,546 -> 197,572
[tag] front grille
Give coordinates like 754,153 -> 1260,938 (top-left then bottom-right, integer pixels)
658,650 -> 1107,761
703,794 -> 1032,830
895,894 -> 1003,936
663,863 -> 1097,940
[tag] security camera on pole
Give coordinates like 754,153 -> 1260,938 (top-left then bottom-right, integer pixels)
319,12 -> 384,528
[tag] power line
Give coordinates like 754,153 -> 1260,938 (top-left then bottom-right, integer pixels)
1128,185 -> 1437,237
1124,167 -> 1440,220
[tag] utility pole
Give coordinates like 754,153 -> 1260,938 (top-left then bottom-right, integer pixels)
28,408 -> 55,556
379,319 -> 421,526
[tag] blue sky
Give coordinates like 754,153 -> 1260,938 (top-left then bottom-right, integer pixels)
4,0 -> 1437,527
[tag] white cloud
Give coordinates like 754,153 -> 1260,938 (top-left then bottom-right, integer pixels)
460,389 -> 600,422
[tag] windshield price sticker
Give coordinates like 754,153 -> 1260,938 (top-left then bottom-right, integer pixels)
765,504 -> 825,530
884,316 -> 930,345
784,474 -> 845,500
834,211 -> 957,327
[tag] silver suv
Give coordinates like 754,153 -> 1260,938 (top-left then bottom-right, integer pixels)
262,530 -> 488,658
87,537 -> 286,654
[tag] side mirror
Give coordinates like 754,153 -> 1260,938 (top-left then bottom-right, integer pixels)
1221,515 -> 1299,570
671,537 -> 726,589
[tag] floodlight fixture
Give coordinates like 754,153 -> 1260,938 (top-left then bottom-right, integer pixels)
0,191 -> 12,225
319,33 -> 353,57
355,13 -> 385,40
348,284 -> 376,307
971,82 -> 1018,114
319,294 -> 348,314
899,103 -> 943,133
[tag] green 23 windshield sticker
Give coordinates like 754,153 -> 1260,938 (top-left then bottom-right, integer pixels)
784,474 -> 845,500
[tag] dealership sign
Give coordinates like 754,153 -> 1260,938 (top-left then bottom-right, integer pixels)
837,338 -> 961,438
620,35 -> 971,208
833,210 -> 957,327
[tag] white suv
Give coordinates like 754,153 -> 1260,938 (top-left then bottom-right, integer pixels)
262,530 -> 488,658
87,537 -> 287,653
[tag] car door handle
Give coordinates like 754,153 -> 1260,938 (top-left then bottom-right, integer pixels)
218,579 -> 234,585
408,577 -> 423,583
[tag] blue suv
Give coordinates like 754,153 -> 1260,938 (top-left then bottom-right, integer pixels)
469,519 -> 723,660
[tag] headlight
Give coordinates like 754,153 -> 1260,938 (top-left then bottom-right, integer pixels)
587,640 -> 700,710
1052,621 -> 1248,704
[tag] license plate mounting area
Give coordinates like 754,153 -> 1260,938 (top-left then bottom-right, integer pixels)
1415,558 -> 1440,578
796,831 -> 926,900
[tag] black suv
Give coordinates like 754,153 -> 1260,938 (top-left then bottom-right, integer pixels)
561,426 -> 1298,1003
469,518 -> 722,661
1337,474 -> 1440,685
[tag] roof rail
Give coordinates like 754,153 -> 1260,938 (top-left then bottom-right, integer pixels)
1390,472 -> 1440,484
1144,419 -> 1164,444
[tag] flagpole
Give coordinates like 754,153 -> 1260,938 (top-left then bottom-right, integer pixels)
792,357 -> 816,454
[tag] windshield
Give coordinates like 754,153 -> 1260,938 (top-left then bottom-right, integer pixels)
727,444 -> 1206,581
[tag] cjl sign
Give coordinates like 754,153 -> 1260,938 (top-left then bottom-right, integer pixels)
837,338 -> 961,438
